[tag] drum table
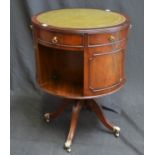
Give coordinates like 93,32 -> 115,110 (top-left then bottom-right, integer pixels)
32,8 -> 131,152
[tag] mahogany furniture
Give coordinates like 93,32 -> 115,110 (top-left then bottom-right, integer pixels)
31,8 -> 130,152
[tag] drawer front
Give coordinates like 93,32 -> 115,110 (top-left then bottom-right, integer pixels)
37,29 -> 84,47
62,34 -> 84,47
37,29 -> 62,44
88,29 -> 128,47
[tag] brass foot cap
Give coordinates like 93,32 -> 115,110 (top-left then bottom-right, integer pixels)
44,113 -> 50,123
64,141 -> 72,153
113,126 -> 121,137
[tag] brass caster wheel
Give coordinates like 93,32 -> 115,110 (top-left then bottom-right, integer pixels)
113,126 -> 121,137
44,113 -> 51,123
64,141 -> 72,153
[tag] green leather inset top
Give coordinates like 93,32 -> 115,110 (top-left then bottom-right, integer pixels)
37,9 -> 126,29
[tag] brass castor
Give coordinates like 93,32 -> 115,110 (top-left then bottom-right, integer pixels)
44,113 -> 51,123
113,126 -> 121,137
64,141 -> 72,153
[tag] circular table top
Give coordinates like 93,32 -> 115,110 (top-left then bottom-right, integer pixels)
36,8 -> 126,29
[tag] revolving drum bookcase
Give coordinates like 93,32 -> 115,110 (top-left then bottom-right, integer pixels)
31,8 -> 131,152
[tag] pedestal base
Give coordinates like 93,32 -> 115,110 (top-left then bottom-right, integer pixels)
44,99 -> 120,153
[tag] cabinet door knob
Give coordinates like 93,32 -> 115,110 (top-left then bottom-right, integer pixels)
52,36 -> 58,44
109,35 -> 116,42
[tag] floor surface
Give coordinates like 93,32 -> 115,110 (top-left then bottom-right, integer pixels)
10,85 -> 143,155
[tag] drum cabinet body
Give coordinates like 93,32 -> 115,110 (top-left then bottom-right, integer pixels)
32,13 -> 130,99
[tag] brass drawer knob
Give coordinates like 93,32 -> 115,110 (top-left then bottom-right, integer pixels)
51,36 -> 58,44
109,35 -> 116,42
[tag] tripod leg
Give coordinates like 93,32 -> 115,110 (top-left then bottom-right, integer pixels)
64,100 -> 82,152
44,99 -> 71,123
89,99 -> 120,137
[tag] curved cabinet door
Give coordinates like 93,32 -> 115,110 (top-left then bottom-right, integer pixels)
84,47 -> 126,96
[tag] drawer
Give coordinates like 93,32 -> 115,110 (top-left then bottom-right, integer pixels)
88,29 -> 128,47
37,29 -> 84,47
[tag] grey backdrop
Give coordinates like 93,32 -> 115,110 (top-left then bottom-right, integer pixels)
11,0 -> 144,155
